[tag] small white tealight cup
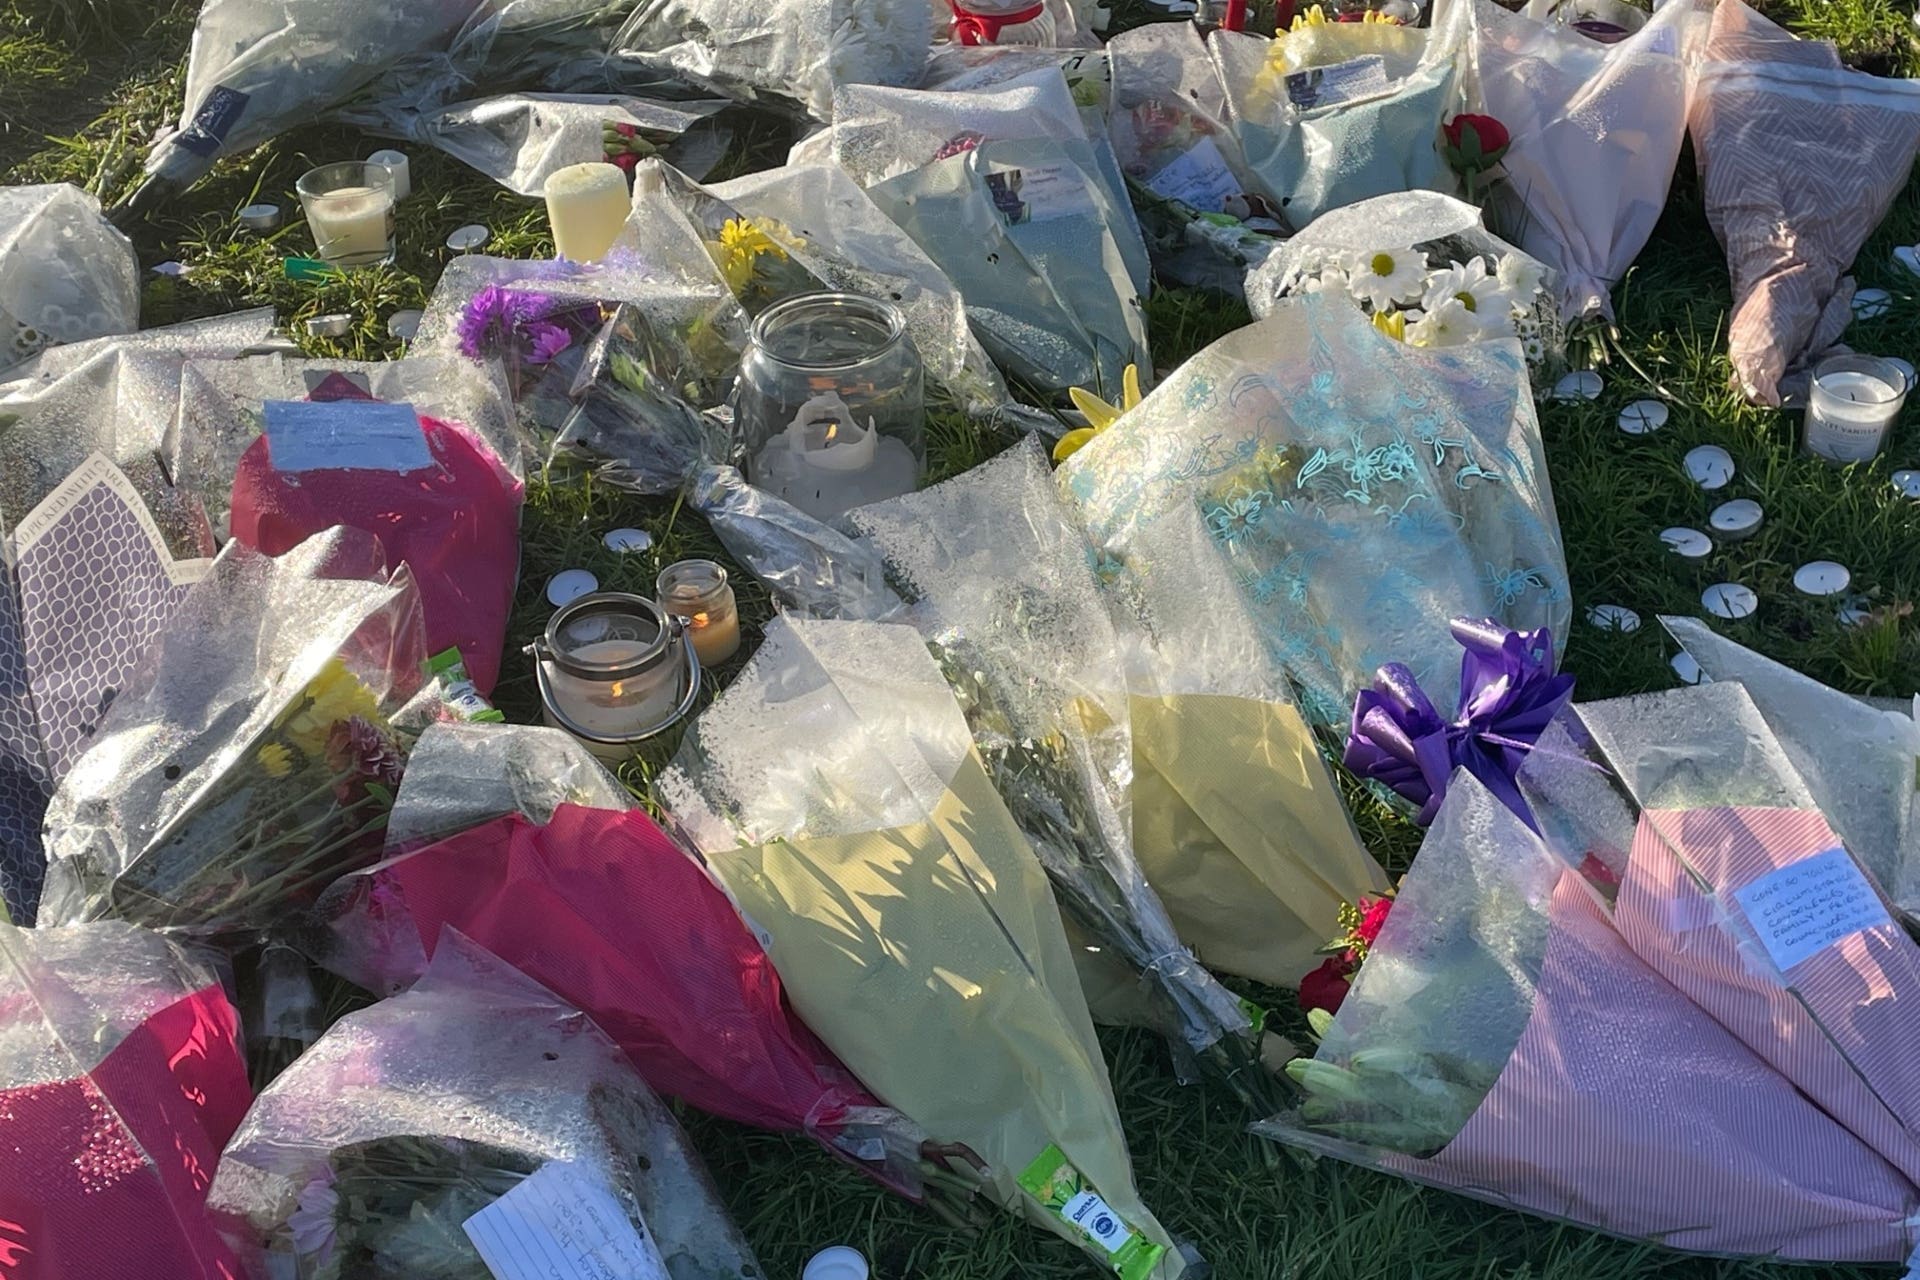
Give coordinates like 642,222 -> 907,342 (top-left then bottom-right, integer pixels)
1683,444 -> 1735,490
1660,527 -> 1713,559
367,149 -> 411,200
1551,370 -> 1604,402
546,569 -> 599,608
1709,498 -> 1763,541
1702,582 -> 1758,620
802,1246 -> 871,1280
1617,399 -> 1667,435
1792,561 -> 1851,597
1671,651 -> 1707,685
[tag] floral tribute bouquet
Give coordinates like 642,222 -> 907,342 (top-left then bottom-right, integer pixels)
315,722 -> 976,1213
209,935 -> 763,1280
1210,0 -> 1469,227
1297,891 -> 1395,1015
1266,770 -> 1920,1261
1248,190 -> 1563,373
35,527 -> 427,935
0,919 -> 253,1278
660,615 -> 1188,1278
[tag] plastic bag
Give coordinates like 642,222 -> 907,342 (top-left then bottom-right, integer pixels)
0,185 -> 139,375
1690,0 -> 1920,405
609,0 -> 934,119
0,919 -> 252,1277
320,796 -> 946,1202
659,615 -> 1185,1278
1263,773 -> 1920,1261
1211,2 -> 1468,228
208,934 -> 762,1280
381,721 -> 631,851
36,527 -> 427,934
1447,0 -> 1697,322
227,377 -> 524,696
1058,293 -> 1569,734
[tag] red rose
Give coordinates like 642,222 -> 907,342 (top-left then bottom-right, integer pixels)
1354,894 -> 1394,947
614,122 -> 639,139
1298,957 -> 1354,1016
610,151 -> 639,175
1441,113 -> 1510,170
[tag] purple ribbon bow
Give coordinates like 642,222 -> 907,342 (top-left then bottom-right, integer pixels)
1343,618 -> 1575,832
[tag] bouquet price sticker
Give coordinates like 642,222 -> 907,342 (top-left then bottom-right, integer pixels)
463,1161 -> 670,1280
1731,846 -> 1892,973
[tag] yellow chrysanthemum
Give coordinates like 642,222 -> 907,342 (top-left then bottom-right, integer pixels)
278,659 -> 382,753
1257,3 -> 1420,87
1372,310 -> 1408,342
1054,364 -> 1143,463
710,218 -> 794,294
257,742 -> 294,778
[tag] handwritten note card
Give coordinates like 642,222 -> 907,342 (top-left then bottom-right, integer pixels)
1145,137 -> 1242,214
1284,56 -> 1390,111
262,399 -> 433,474
463,1162 -> 670,1280
1731,846 -> 1891,972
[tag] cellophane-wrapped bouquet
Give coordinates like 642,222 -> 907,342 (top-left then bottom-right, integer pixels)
659,614 -> 1187,1278
1266,769 -> 1920,1262
0,919 -> 253,1277
830,437 -> 1271,1103
36,527 -> 426,935
1058,291 -> 1568,736
1209,1 -> 1468,228
0,184 -> 139,374
208,935 -> 763,1280
1247,190 -> 1563,375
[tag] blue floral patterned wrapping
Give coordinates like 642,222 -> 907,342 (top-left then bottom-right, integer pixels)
1056,293 -> 1569,732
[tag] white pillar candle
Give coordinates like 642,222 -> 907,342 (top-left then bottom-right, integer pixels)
545,162 -> 631,263
367,149 -> 410,200
1806,355 -> 1908,463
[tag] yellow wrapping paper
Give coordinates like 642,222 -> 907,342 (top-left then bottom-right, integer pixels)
1130,692 -> 1389,986
707,752 -> 1184,1277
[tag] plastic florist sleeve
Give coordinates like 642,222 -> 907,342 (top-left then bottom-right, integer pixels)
1264,773 -> 1920,1262
1210,0 -> 1469,229
813,69 -> 1152,401
658,615 -> 1186,1279
1445,0 -> 1697,323
0,920 -> 252,1278
0,185 -> 138,375
1531,682 -> 1920,1192
208,935 -> 762,1280
36,527 -> 427,934
1690,0 -> 1920,405
836,438 -> 1270,1103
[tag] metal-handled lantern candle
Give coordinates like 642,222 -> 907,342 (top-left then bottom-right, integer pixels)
530,593 -> 701,762
737,291 -> 926,522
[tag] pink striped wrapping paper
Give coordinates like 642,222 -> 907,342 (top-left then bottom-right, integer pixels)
1614,807 -> 1920,1186
1393,871 -> 1919,1260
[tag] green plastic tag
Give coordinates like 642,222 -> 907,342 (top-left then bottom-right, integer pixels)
425,647 -> 505,723
283,257 -> 338,282
1018,1145 -> 1164,1280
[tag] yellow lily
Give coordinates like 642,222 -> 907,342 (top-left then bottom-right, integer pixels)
1372,310 -> 1408,342
1055,363 -> 1143,463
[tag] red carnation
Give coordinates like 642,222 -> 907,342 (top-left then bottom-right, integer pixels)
1354,894 -> 1394,947
1298,957 -> 1354,1016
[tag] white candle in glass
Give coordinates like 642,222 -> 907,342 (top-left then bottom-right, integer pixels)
748,395 -> 918,520
542,638 -> 680,738
545,162 -> 631,263
1806,355 -> 1909,463
298,161 -> 398,268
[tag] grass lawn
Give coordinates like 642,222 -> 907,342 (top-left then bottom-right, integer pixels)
7,0 -> 1920,1275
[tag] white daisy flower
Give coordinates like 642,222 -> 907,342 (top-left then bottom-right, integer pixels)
1341,246 -> 1427,311
1405,297 -> 1479,348
1495,252 -> 1546,301
1419,258 -> 1510,335
1302,265 -> 1353,297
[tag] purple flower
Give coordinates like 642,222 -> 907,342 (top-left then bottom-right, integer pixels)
523,320 -> 574,365
455,284 -> 563,361
326,716 -> 404,791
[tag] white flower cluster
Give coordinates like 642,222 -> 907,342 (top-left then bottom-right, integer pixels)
1297,246 -> 1546,350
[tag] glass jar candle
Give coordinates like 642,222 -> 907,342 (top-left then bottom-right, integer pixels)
297,160 -> 398,269
529,592 -> 699,762
656,559 -> 742,667
1805,354 -> 1910,464
737,292 -> 925,522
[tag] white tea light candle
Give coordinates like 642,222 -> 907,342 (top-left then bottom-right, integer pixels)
1893,470 -> 1920,499
1709,498 -> 1764,541
1552,370 -> 1604,402
1683,445 -> 1735,490
546,568 -> 599,607
530,593 -> 698,762
1805,354 -> 1909,463
1792,561 -> 1851,597
367,149 -> 411,200
546,162 -> 630,263
1660,527 -> 1713,559
1671,651 -> 1706,685
1702,582 -> 1758,619
1852,288 -> 1893,321
1617,399 -> 1667,435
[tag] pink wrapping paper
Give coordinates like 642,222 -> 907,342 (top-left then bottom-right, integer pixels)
1395,872 -> 1918,1260
0,986 -> 251,1278
1616,807 -> 1920,1186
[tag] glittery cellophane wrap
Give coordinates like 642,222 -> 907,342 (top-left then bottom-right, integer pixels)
0,185 -> 140,375
208,935 -> 762,1280
1056,293 -> 1568,732
35,527 -> 428,932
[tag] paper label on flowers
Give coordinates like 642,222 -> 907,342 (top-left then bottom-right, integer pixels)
463,1161 -> 670,1280
1019,1145 -> 1164,1280
1145,137 -> 1242,213
986,166 -> 1096,227
263,399 -> 434,474
1732,846 -> 1892,972
1284,56 -> 1390,110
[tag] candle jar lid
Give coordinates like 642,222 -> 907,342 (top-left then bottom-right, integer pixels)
542,591 -> 677,680
656,559 -> 732,615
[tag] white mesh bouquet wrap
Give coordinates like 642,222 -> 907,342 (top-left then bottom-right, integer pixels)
1247,191 -> 1566,376
609,0 -> 935,119
0,186 -> 139,374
